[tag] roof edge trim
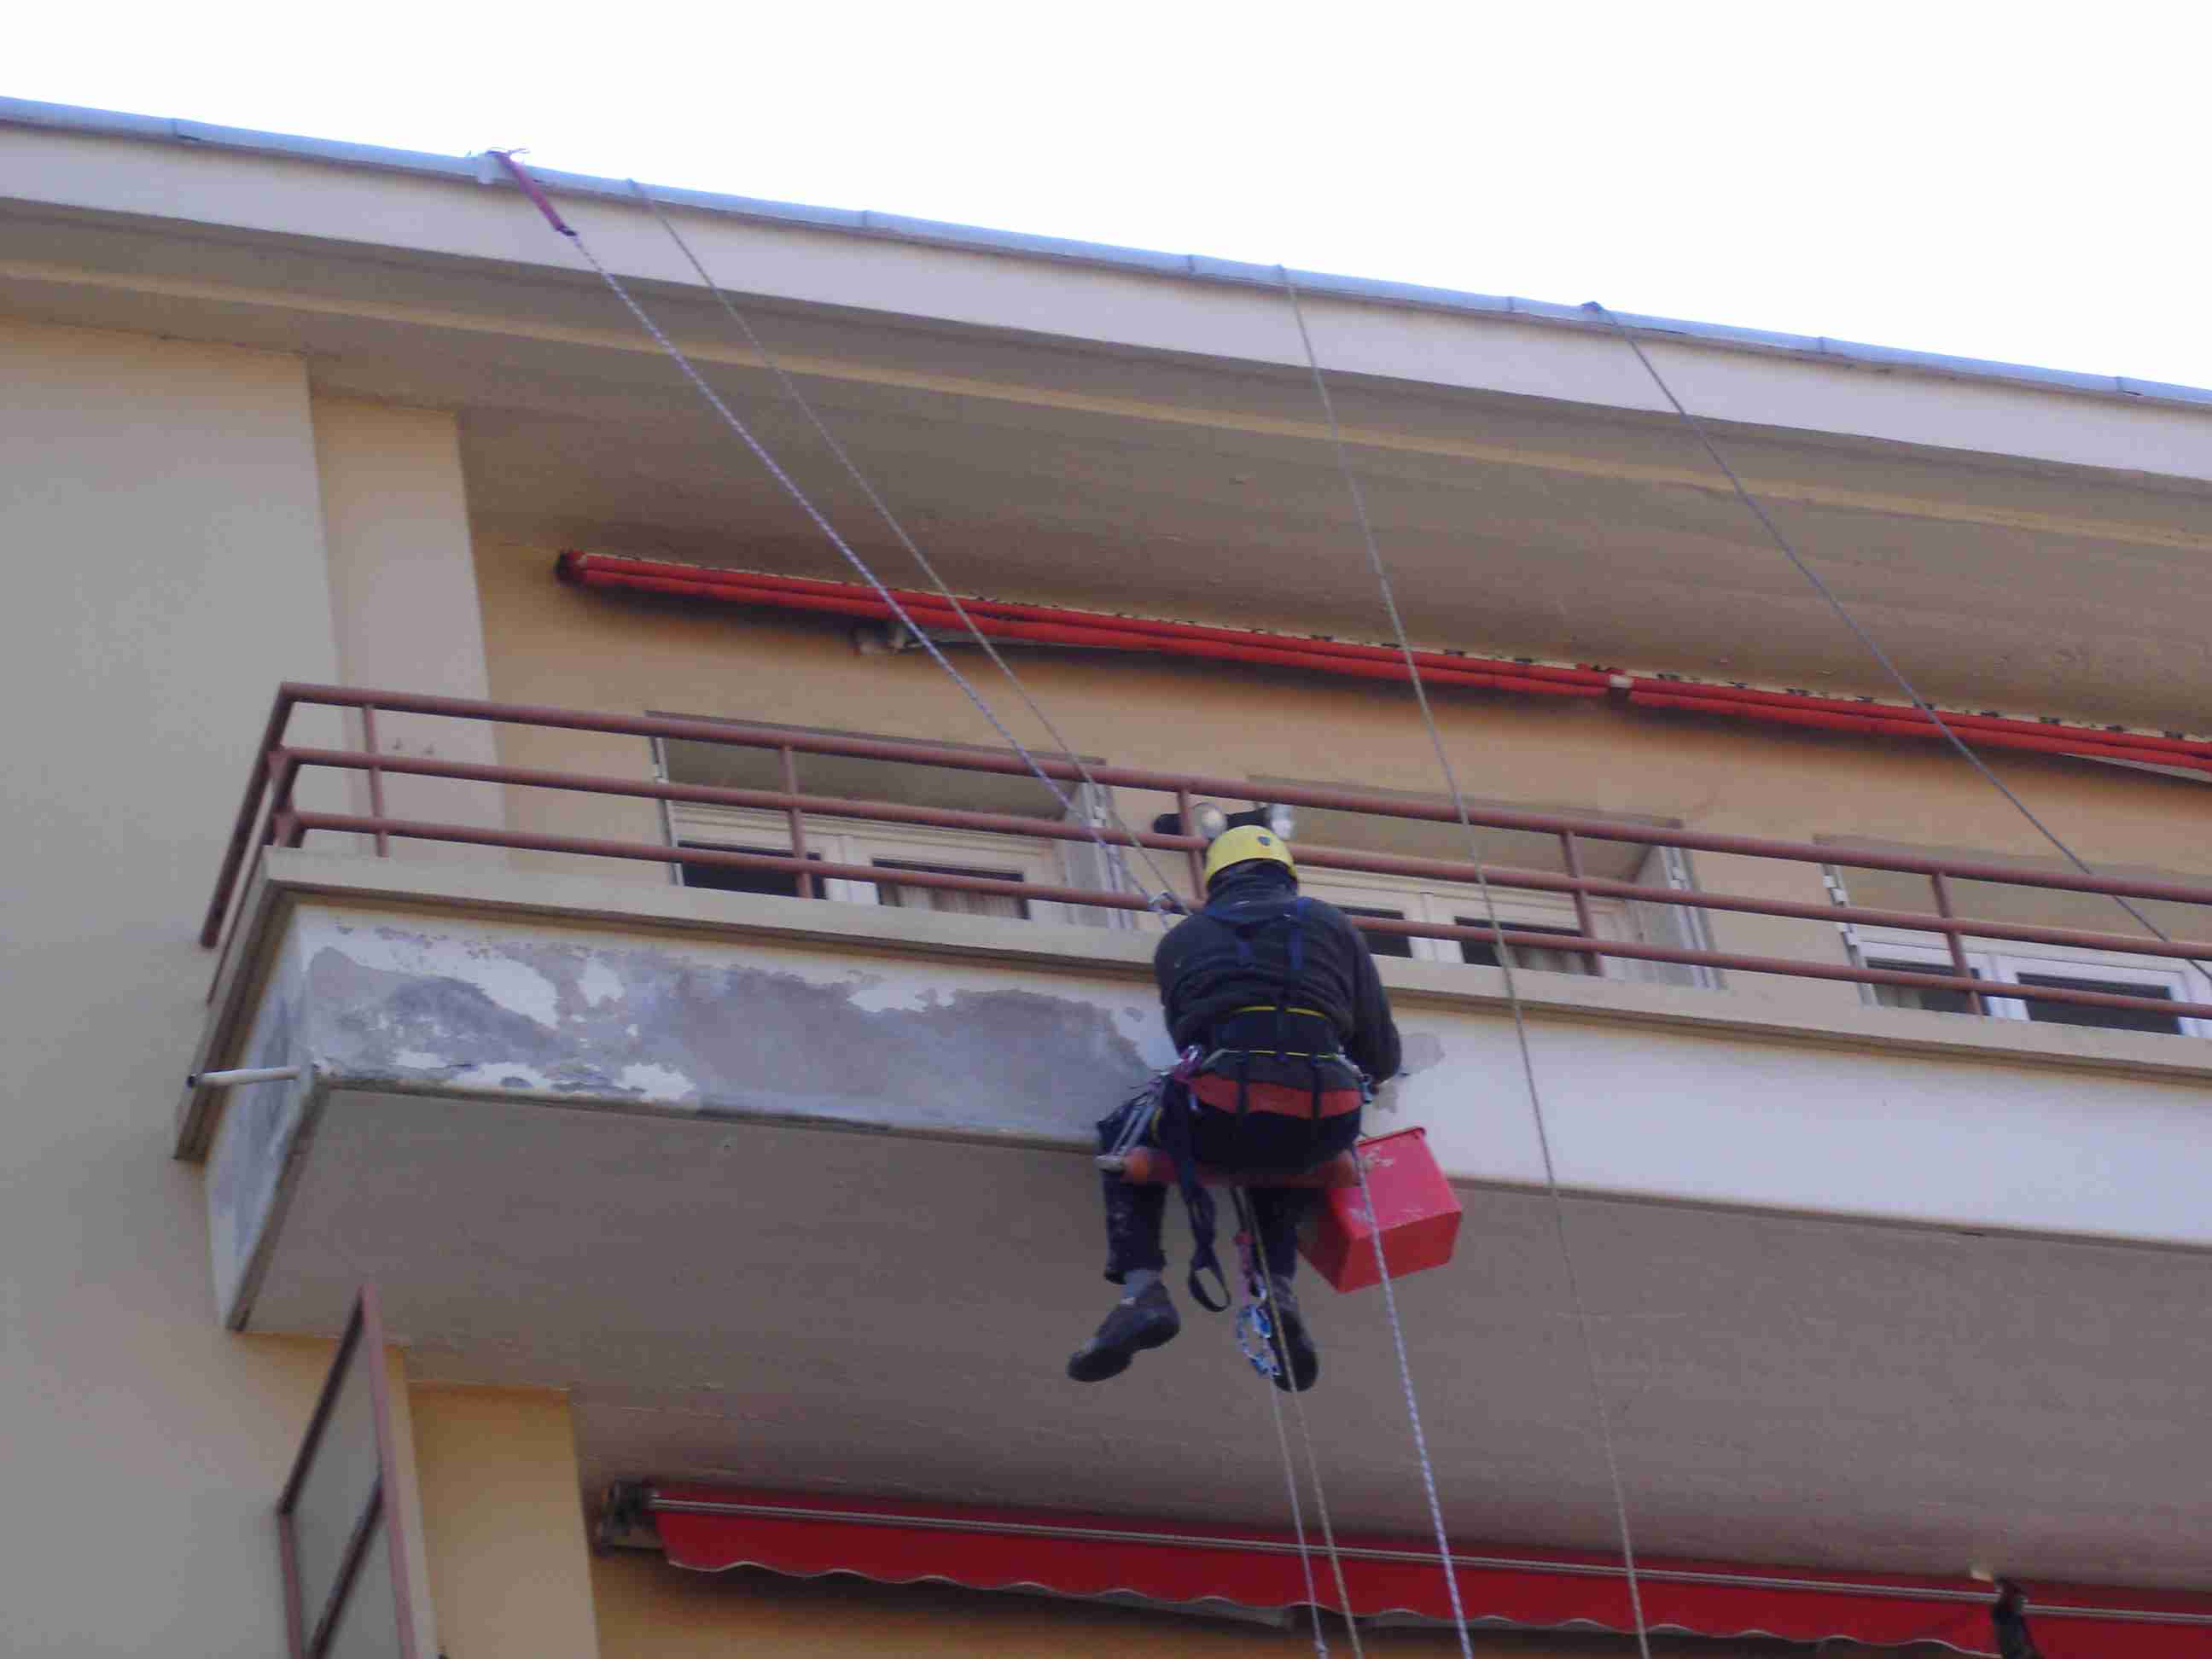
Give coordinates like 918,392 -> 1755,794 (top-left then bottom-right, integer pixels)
6,94 -> 2211,412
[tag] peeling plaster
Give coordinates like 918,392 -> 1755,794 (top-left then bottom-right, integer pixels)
618,1062 -> 696,1101
1400,1031 -> 1447,1075
298,912 -> 1165,1138
578,958 -> 623,1009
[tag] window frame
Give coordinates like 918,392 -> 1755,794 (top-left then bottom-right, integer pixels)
1854,926 -> 2206,1035
1296,867 -> 1629,976
667,803 -> 1077,924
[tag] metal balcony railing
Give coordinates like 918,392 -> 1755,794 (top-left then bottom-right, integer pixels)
202,683 -> 2212,1026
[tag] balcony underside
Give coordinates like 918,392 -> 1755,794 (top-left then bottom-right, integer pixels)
192,852 -> 2212,1591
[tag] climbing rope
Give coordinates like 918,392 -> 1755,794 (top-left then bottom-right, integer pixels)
1232,1187 -> 1364,1656
1236,1203 -> 1330,1656
1586,300 -> 2212,978
490,153 -> 1182,922
624,178 -> 1194,920
1282,266 -> 1656,1659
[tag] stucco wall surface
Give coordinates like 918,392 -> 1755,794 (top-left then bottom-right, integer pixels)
411,1385 -> 601,1659
0,318 -> 363,1653
311,395 -> 505,846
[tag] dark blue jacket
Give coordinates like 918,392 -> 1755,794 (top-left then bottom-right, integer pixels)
1152,864 -> 1402,1081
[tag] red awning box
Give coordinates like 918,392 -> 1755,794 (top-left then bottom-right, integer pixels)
1302,1127 -> 1461,1291
637,1482 -> 2212,1656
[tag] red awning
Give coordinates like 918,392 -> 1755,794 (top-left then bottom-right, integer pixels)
557,551 -> 2212,778
638,1484 -> 2212,1656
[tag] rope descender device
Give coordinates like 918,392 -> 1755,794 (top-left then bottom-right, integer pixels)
1232,1226 -> 1283,1382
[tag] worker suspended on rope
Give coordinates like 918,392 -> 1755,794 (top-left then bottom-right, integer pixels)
1992,1580 -> 2043,1659
1069,822 -> 1401,1392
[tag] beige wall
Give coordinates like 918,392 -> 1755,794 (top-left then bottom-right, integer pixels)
0,318 -> 352,1651
312,394 -> 504,846
412,1386 -> 600,1659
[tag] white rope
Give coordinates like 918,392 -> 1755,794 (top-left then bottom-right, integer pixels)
1262,1330 -> 1330,1656
1584,301 -> 2212,978
1282,266 -> 1656,1659
1279,1306 -> 1367,1655
1240,1190 -> 1331,1654
492,154 -> 1179,922
1237,1187 -> 1365,1655
625,179 -> 1192,921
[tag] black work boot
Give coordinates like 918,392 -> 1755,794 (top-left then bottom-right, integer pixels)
1267,1276 -> 1319,1393
1068,1282 -> 1180,1382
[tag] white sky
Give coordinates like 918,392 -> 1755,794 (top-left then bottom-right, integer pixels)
16,2 -> 2212,387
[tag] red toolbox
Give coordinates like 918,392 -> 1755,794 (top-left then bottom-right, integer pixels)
1300,1126 -> 1462,1292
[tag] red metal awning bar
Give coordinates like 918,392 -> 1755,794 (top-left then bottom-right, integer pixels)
558,552 -> 2212,771
1632,691 -> 2212,776
278,810 -> 2212,1022
275,745 -> 2212,967
559,553 -> 1615,697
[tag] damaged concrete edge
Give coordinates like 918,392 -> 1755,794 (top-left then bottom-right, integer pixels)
177,848 -> 2212,1169
175,876 -> 310,1160
322,1070 -> 1097,1158
224,1064 -> 333,1333
234,850 -> 2212,1089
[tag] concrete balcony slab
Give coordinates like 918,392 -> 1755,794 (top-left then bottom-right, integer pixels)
181,850 -> 2212,1586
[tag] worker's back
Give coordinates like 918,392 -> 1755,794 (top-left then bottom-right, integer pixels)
1152,863 -> 1401,1081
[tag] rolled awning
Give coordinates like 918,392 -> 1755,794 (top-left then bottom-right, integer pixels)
556,551 -> 2212,779
624,1484 -> 2212,1656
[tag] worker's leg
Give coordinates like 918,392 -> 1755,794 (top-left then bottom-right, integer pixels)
1094,1097 -> 1167,1284
1070,1097 -> 1180,1383
1237,1113 -> 1362,1395
1202,1111 -> 1362,1283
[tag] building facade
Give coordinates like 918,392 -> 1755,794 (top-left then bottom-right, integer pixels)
8,95 -> 2212,1656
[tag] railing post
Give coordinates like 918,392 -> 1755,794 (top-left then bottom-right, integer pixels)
1176,788 -> 1207,904
1930,872 -> 1986,1015
1559,830 -> 1598,940
780,745 -> 813,899
359,705 -> 391,858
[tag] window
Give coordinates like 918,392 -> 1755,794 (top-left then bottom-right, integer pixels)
1864,959 -> 1983,1016
872,859 -> 1030,921
1336,904 -> 1415,959
2017,974 -> 2180,1036
677,842 -> 824,899
1453,920 -> 1597,977
1854,933 -> 2202,1036
666,805 -> 1071,924
1300,875 -> 1626,978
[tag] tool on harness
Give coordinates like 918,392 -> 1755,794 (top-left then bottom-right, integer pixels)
1232,1220 -> 1283,1382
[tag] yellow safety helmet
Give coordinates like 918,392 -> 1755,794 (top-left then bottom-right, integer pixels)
1202,824 -> 1296,888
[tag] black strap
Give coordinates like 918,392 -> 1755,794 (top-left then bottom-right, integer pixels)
1156,1059 -> 1230,1312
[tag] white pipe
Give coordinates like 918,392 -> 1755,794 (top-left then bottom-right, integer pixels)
188,1065 -> 302,1088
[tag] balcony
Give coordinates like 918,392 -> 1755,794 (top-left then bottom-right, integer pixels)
180,683 -> 2212,1589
